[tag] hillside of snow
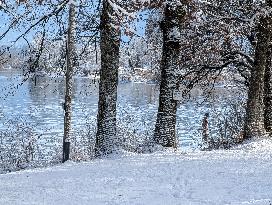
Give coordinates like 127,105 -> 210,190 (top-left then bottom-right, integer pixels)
1,138 -> 272,205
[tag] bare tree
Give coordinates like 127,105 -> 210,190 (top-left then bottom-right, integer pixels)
153,1 -> 186,148
95,0 -> 121,156
244,1 -> 272,139
63,1 -> 76,162
264,35 -> 272,132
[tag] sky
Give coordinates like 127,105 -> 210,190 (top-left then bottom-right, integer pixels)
0,3 -> 149,47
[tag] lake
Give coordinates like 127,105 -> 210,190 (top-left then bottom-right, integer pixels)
0,69 -> 246,163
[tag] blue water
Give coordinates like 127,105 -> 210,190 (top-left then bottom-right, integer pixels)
0,70 -> 245,154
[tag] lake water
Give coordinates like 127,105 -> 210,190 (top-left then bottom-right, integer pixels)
0,69 -> 246,160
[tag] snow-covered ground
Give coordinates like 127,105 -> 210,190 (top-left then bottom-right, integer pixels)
1,138 -> 272,205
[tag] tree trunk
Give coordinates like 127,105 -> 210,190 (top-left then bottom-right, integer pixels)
264,40 -> 272,132
244,15 -> 271,139
63,2 -> 76,162
95,0 -> 121,156
154,2 -> 185,147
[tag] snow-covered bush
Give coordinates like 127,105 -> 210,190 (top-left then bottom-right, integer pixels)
70,122 -> 96,161
0,117 -> 65,173
116,101 -> 162,153
201,99 -> 246,150
0,120 -> 41,173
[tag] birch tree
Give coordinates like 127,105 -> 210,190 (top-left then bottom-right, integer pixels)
63,1 -> 76,162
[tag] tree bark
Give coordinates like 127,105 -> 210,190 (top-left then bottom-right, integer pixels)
154,2 -> 185,147
264,39 -> 272,132
244,15 -> 272,139
95,0 -> 121,156
63,2 -> 76,162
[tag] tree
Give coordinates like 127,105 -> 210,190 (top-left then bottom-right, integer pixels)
264,30 -> 272,132
153,1 -> 186,148
95,0 -> 121,156
145,9 -> 163,78
63,1 -> 76,162
244,1 -> 272,139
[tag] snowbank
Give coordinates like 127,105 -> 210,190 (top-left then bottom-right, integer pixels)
0,138 -> 272,205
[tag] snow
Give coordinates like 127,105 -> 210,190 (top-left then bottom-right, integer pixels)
1,138 -> 272,205
108,0 -> 136,19
168,27 -> 181,41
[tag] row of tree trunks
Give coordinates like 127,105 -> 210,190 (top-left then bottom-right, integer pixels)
63,2 -> 76,162
244,9 -> 272,139
154,2 -> 185,147
95,0 -> 121,156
